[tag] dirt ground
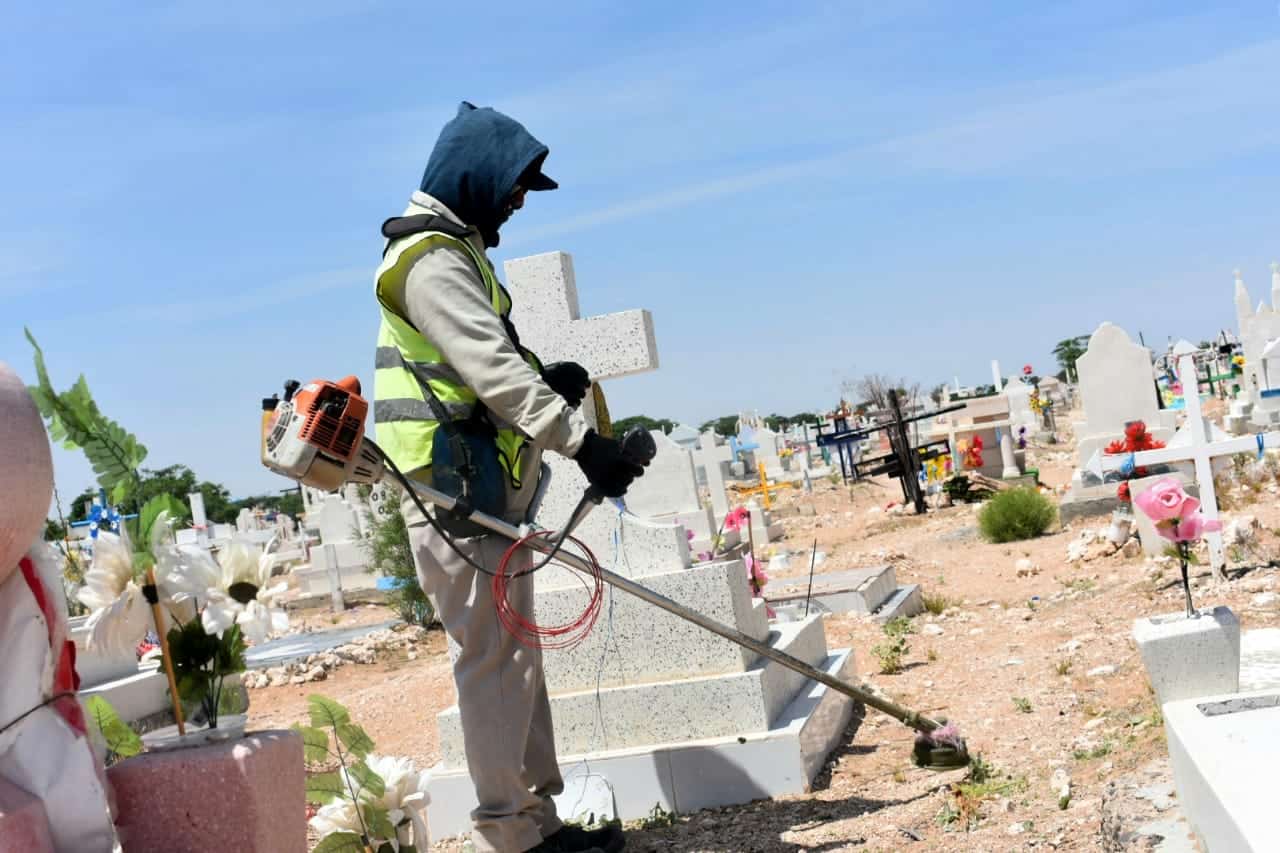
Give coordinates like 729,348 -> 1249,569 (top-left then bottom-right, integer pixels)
249,408 -> 1280,852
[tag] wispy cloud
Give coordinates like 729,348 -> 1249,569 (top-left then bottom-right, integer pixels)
510,38 -> 1280,244
87,266 -> 368,327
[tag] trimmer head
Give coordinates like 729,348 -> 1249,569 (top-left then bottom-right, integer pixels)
912,722 -> 972,770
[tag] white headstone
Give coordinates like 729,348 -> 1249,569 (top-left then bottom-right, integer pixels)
991,360 -> 1004,391
625,433 -> 701,518
692,431 -> 734,517
1075,323 -> 1175,465
316,494 -> 358,545
236,507 -> 256,534
188,492 -> 207,537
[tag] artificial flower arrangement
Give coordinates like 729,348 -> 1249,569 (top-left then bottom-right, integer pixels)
78,518 -> 288,730
1133,478 -> 1222,617
956,436 -> 984,469
1103,421 -> 1166,505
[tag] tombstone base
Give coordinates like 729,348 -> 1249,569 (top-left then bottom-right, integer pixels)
109,730 -> 305,853
1133,606 -> 1239,706
426,646 -> 857,839
0,776 -> 54,853
1165,687 -> 1280,852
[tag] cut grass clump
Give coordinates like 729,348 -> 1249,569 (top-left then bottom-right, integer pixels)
977,487 -> 1056,543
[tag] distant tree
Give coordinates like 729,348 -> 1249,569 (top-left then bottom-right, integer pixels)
1052,336 -> 1090,383
929,383 -> 949,406
699,415 -> 742,436
612,415 -> 676,435
854,374 -> 920,411
44,518 -> 67,542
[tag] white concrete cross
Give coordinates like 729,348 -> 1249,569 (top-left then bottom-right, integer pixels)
505,251 -> 658,384
1087,342 -> 1280,580
504,251 -> 667,573
692,431 -> 734,517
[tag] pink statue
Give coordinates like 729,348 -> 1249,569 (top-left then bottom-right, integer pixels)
0,362 -> 116,851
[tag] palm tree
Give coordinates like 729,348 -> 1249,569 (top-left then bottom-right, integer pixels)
1052,336 -> 1090,383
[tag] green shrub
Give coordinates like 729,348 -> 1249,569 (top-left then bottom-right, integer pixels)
977,487 -> 1056,543
360,486 -> 434,627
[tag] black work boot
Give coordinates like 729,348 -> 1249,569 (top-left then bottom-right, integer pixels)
541,823 -> 626,852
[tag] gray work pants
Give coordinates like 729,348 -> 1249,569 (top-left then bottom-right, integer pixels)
409,522 -> 563,853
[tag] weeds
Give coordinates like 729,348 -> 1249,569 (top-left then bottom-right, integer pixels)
1073,740 -> 1115,761
1012,696 -> 1033,714
872,617 -> 915,674
634,803 -> 678,830
1055,659 -> 1073,676
937,756 -> 1028,832
922,592 -> 954,615
927,648 -> 938,663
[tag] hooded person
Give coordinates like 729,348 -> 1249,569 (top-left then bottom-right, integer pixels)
0,362 -> 117,851
370,103 -> 643,853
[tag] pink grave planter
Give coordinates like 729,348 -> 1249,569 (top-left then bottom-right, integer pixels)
0,775 -> 54,853
108,730 -> 305,853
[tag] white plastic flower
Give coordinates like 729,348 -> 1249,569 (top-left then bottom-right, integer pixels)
200,540 -> 288,644
308,801 -> 362,840
76,532 -> 151,655
309,755 -> 430,850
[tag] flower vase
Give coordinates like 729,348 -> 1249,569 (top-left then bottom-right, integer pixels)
1107,508 -> 1133,547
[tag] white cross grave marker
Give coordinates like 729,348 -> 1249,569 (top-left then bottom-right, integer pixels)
1087,341 -> 1280,580
505,251 -> 679,579
692,430 -> 734,517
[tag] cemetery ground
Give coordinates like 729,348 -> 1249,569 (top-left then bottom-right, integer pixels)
246,427 -> 1280,852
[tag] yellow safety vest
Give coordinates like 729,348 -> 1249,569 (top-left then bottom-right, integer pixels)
373,223 -> 540,488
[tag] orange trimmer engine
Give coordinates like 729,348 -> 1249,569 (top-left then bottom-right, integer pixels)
260,376 -> 385,492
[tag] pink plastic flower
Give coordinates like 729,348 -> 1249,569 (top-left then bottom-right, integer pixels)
724,507 -> 750,532
1155,514 -> 1223,543
1133,478 -> 1200,522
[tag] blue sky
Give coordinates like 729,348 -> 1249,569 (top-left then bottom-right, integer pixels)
4,1 -> 1280,505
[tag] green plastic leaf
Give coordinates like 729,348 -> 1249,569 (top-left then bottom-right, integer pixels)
138,493 -> 189,550
336,722 -> 375,759
346,760 -> 386,800
86,696 -> 143,759
292,724 -> 332,763
361,803 -> 396,842
308,694 -> 351,729
311,831 -> 366,853
305,771 -> 347,805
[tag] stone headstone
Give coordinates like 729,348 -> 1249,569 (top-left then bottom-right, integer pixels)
692,431 -> 733,517
667,423 -> 700,451
1074,323 -> 1175,465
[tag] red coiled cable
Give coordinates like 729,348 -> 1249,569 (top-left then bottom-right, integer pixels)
493,530 -> 604,649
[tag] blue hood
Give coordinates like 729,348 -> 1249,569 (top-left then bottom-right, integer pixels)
418,102 -> 557,248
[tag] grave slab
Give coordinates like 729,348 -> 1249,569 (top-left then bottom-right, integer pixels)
1165,688 -> 1280,852
243,620 -> 400,670
1133,607 -> 1239,706
767,566 -> 897,615
109,730 -> 305,853
0,776 -> 53,853
1240,627 -> 1280,691
438,616 -> 827,761
77,666 -> 170,725
426,646 -> 856,838
536,559 -> 768,694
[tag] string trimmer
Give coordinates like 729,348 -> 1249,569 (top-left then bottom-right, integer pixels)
259,376 -> 972,770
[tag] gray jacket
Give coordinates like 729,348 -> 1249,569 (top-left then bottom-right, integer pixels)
386,192 -> 589,524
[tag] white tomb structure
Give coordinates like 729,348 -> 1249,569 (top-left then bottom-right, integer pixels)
1231,264 -> 1280,428
425,251 -> 856,833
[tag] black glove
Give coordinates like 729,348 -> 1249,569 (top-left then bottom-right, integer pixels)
541,361 -> 591,409
574,430 -> 646,498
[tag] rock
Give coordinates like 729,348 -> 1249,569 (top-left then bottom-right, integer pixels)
1006,821 -> 1026,836
1252,592 -> 1279,609
1087,665 -> 1117,678
1224,515 -> 1260,546
1058,640 -> 1082,654
1050,767 -> 1071,807
305,666 -> 327,682
1066,540 -> 1088,562
407,650 -> 418,661
1121,538 -> 1142,558
923,624 -> 944,636
289,675 -> 307,686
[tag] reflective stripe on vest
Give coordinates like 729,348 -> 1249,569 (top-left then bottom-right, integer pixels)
372,226 -> 536,487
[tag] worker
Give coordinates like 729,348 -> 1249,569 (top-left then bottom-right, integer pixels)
372,102 -> 642,853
